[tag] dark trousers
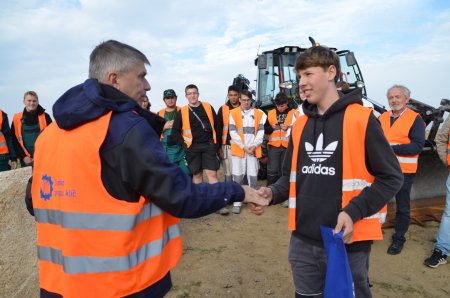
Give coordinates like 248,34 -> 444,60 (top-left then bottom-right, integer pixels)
267,145 -> 286,186
393,173 -> 415,241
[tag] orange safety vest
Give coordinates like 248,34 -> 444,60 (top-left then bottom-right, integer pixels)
13,111 -> 47,157
229,107 -> 264,158
181,102 -> 216,148
379,108 -> 420,173
267,109 -> 296,148
447,135 -> 450,166
221,104 -> 230,145
31,112 -> 182,297
158,106 -> 181,140
288,104 -> 387,242
0,110 -> 9,154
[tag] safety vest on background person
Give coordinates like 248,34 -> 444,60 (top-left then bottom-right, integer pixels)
181,102 -> 216,148
229,107 -> 264,158
158,106 -> 181,140
221,104 -> 230,145
13,111 -> 47,157
288,104 -> 387,242
0,110 -> 9,154
379,108 -> 419,173
267,109 -> 296,148
31,112 -> 182,297
447,136 -> 450,166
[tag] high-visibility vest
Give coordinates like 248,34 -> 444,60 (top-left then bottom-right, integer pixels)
181,102 -> 216,148
288,104 -> 387,242
267,109 -> 296,148
447,136 -> 450,166
158,106 -> 180,140
13,111 -> 47,157
379,108 -> 420,173
31,112 -> 182,297
229,108 -> 264,158
221,104 -> 230,145
0,110 -> 9,154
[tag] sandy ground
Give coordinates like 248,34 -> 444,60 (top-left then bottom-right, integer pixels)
166,203 -> 450,298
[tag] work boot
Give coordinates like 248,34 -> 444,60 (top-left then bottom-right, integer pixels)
387,239 -> 404,255
217,207 -> 229,215
424,249 -> 447,268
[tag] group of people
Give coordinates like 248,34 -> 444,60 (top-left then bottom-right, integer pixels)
5,39 -> 446,297
0,91 -> 52,172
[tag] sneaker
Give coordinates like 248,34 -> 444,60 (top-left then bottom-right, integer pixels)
232,206 -> 241,214
281,200 -> 289,208
387,239 -> 404,255
424,249 -> 447,268
217,207 -> 229,215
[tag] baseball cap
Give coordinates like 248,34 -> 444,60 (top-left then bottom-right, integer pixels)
163,89 -> 177,98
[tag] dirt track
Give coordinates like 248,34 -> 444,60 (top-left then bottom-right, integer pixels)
167,203 -> 450,298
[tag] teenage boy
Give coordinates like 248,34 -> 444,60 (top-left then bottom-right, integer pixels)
255,46 -> 403,297
216,85 -> 241,215
229,90 -> 267,214
0,109 -> 17,171
158,89 -> 190,174
172,84 -> 221,184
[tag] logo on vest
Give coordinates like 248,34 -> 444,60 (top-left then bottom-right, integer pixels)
40,174 -> 53,200
302,133 -> 337,176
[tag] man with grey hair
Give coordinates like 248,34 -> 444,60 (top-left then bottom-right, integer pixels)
29,40 -> 267,297
379,84 -> 425,255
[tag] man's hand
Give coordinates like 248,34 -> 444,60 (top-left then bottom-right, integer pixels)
271,123 -> 281,130
334,211 -> 354,244
256,187 -> 273,203
10,160 -> 17,170
280,124 -> 288,131
242,185 -> 269,215
23,156 -> 33,166
218,147 -> 224,159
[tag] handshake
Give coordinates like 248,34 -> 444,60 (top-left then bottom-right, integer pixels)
241,185 -> 274,215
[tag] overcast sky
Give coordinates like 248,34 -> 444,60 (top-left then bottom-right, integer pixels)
1,0 -> 449,120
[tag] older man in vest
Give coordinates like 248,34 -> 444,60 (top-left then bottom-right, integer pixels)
11,91 -> 52,167
29,40 -> 267,298
379,85 -> 425,255
255,46 -> 403,297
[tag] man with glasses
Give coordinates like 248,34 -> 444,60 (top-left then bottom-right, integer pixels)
265,93 -> 297,190
229,91 -> 267,214
172,84 -> 221,184
158,89 -> 190,174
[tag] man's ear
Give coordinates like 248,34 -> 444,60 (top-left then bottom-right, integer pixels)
105,72 -> 119,89
327,65 -> 337,82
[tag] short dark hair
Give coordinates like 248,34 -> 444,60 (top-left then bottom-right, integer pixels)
240,90 -> 253,100
228,85 -> 240,93
274,93 -> 288,104
185,84 -> 198,94
295,46 -> 340,83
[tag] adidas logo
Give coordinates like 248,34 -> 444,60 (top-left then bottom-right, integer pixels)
302,133 -> 337,176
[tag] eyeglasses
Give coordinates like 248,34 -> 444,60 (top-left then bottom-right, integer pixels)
240,98 -> 252,102
186,92 -> 199,96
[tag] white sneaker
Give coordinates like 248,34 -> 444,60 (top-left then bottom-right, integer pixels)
281,200 -> 289,208
217,207 -> 229,215
232,206 -> 241,214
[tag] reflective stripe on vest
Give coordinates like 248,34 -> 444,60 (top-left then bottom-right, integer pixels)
13,111 -> 47,157
31,111 -> 182,297
181,102 -> 216,148
0,110 -> 9,154
229,108 -> 264,158
267,109 -> 296,148
379,108 -> 420,173
289,104 -> 386,242
221,104 -> 230,144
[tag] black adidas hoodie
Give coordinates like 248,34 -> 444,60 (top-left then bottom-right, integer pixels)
269,88 -> 403,250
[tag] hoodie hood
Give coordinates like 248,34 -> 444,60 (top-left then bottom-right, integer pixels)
302,88 -> 363,120
53,79 -> 138,130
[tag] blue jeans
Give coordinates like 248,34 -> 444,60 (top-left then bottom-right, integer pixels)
435,173 -> 450,255
393,174 -> 415,242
